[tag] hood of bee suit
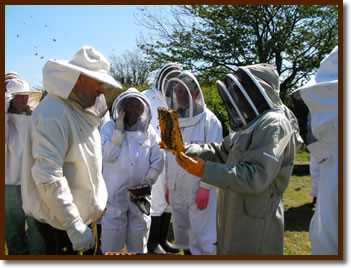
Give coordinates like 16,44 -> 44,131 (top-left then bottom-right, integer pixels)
6,78 -> 43,112
242,64 -> 303,146
152,63 -> 183,109
164,71 -> 206,127
243,63 -> 283,109
216,63 -> 282,131
153,62 -> 183,93
216,63 -> 302,148
42,45 -> 123,118
43,46 -> 122,99
111,88 -> 152,133
291,46 -> 338,144
5,71 -> 21,91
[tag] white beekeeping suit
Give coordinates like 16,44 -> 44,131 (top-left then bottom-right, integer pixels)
142,63 -> 182,216
164,71 -> 223,255
5,78 -> 43,254
21,45 -> 123,254
142,62 -> 182,254
292,46 -> 338,255
6,79 -> 42,183
100,88 -> 164,253
309,154 -> 320,201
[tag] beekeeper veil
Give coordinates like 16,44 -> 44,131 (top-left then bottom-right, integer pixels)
216,63 -> 286,130
154,62 -> 182,94
6,78 -> 42,114
291,46 -> 338,145
43,45 -> 123,118
111,88 -> 152,133
164,71 -> 205,118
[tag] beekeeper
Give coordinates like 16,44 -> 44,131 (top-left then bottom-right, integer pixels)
292,46 -> 338,255
162,71 -> 223,255
5,78 -> 44,255
175,64 -> 301,255
100,88 -> 164,254
21,46 -> 123,255
142,62 -> 182,254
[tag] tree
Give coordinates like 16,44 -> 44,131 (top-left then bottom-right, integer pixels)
136,5 -> 338,103
109,48 -> 153,89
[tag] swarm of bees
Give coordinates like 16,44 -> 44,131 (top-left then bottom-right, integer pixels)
16,21 -> 59,60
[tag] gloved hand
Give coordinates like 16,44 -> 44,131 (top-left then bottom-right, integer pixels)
5,93 -> 13,112
66,218 -> 95,252
144,167 -> 160,186
165,187 -> 170,205
24,105 -> 33,115
176,152 -> 205,177
196,187 -> 210,210
110,110 -> 125,146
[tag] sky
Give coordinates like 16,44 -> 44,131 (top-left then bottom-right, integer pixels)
5,5 -> 167,88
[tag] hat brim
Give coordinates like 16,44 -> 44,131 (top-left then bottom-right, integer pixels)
9,90 -> 42,96
293,80 -> 337,95
55,59 -> 122,90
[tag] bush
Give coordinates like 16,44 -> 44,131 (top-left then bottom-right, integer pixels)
202,85 -> 230,137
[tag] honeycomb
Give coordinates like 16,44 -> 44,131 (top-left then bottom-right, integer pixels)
157,107 -> 184,154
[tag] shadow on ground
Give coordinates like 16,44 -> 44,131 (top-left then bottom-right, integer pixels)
284,203 -> 315,232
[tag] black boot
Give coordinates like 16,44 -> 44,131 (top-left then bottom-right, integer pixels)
183,249 -> 192,255
160,212 -> 180,253
147,216 -> 166,254
309,196 -> 317,208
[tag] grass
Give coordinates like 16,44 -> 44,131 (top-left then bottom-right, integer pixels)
283,175 -> 313,255
166,173 -> 314,256
295,148 -> 310,163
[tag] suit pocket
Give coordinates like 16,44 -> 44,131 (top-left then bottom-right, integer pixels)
223,195 -> 265,254
243,186 -> 277,220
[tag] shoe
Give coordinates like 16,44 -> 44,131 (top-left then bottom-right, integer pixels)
150,244 -> 166,254
183,249 -> 192,255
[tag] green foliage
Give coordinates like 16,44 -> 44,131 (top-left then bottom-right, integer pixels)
137,5 -> 338,104
109,48 -> 153,89
202,84 -> 230,137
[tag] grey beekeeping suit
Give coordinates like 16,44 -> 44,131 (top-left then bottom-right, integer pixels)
184,63 -> 301,255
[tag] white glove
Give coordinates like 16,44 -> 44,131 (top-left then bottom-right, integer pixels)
116,110 -> 125,132
144,167 -> 161,186
5,93 -> 13,112
66,218 -> 95,252
110,110 -> 125,146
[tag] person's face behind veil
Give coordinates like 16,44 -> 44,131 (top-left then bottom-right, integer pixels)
174,83 -> 190,110
123,97 -> 145,127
